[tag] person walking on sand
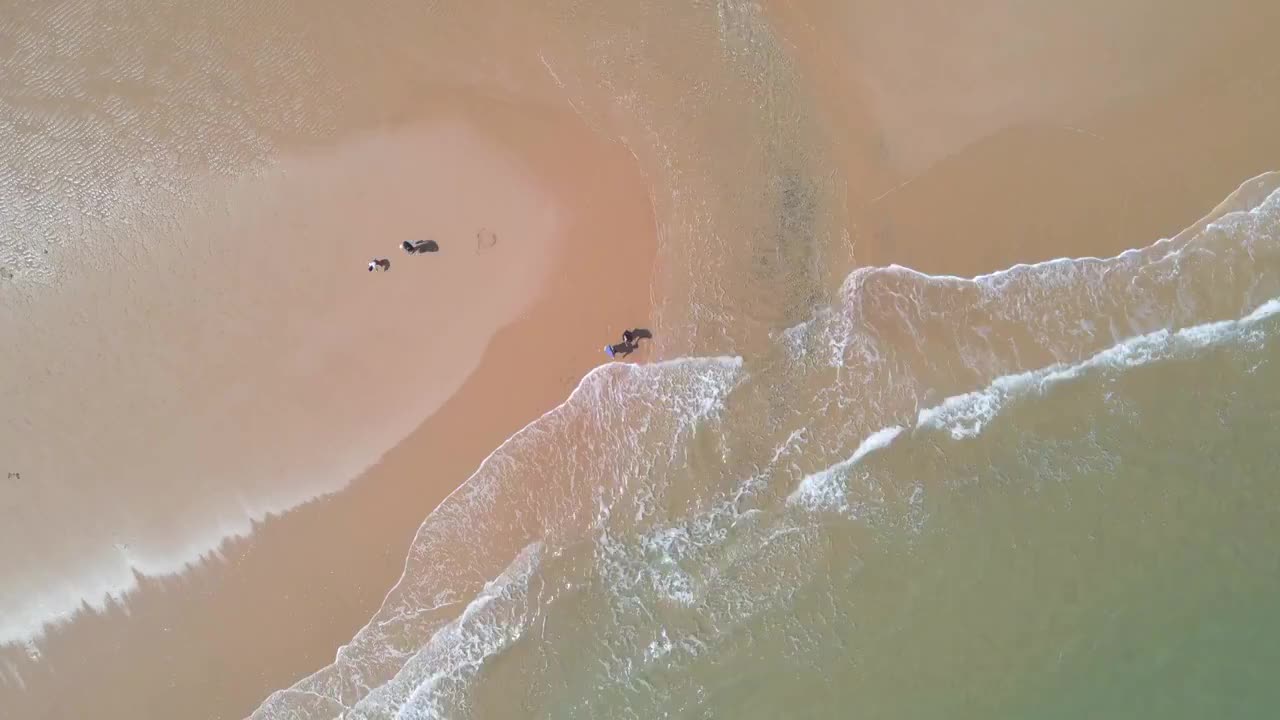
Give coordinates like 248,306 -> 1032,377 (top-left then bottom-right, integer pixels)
368,258 -> 391,272
604,328 -> 652,359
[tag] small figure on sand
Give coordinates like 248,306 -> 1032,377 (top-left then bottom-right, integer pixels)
402,240 -> 440,255
604,328 -> 652,359
368,258 -> 391,272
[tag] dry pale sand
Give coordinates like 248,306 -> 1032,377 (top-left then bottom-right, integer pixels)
0,94 -> 656,719
1,99 -> 563,635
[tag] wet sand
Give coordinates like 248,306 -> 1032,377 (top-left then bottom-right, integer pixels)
4,1 -> 1280,718
771,0 -> 1280,276
0,95 -> 656,719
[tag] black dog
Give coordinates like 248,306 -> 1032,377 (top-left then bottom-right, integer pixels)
402,240 -> 440,255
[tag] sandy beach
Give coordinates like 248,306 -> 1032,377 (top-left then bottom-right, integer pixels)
0,90 -> 655,718
3,0 -> 1280,718
771,0 -> 1280,276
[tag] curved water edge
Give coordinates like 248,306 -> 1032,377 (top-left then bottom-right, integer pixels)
254,172 -> 1280,718
252,356 -> 747,717
790,294 -> 1280,515
0,118 -> 564,651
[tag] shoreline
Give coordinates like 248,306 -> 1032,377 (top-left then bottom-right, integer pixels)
1,99 -> 569,651
5,1 -> 1280,717
1,95 -> 657,720
768,0 -> 1280,277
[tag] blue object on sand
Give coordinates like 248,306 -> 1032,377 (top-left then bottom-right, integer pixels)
604,345 -> 615,358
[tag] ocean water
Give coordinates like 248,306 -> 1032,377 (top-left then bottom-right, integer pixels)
2,0 -> 846,653
5,0 -> 1280,716
252,159 -> 1280,718
0,0 -> 566,648
241,0 -> 1280,716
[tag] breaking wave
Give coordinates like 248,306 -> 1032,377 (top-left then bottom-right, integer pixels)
254,172 -> 1280,718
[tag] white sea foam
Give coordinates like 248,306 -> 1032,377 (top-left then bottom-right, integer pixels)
787,426 -> 903,512
788,294 -> 1280,522
0,448 -> 382,650
597,468 -> 772,614
776,173 -> 1280,381
919,296 -> 1280,440
915,370 -> 1042,440
349,542 -> 545,720
764,172 -> 1280,507
252,355 -> 746,718
253,172 -> 1280,718
575,465 -> 833,709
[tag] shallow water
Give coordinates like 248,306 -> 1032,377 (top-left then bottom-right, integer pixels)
0,0 -> 572,648
4,0 -> 1280,717
253,165 -> 1280,717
